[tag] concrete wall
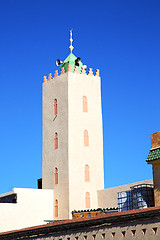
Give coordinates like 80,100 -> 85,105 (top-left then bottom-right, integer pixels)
0,188 -> 53,232
97,179 -> 153,208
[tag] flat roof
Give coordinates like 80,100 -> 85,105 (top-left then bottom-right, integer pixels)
0,191 -> 14,198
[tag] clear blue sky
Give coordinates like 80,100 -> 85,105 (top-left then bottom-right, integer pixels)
0,0 -> 160,194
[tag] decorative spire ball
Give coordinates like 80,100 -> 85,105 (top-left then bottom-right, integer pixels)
69,29 -> 74,53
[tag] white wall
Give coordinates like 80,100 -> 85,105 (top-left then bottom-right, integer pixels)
0,188 -> 53,232
68,72 -> 104,216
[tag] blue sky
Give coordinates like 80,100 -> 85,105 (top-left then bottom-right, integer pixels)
0,0 -> 160,193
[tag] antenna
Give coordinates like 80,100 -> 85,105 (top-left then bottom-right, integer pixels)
69,29 -> 74,53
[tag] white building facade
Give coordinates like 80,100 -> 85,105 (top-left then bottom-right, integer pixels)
0,188 -> 53,232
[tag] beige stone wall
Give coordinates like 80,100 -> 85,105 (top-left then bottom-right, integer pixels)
151,132 -> 160,149
42,71 -> 104,219
97,179 -> 153,208
42,74 -> 69,219
68,72 -> 104,216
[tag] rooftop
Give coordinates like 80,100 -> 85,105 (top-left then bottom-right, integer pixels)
60,52 -> 83,73
1,206 -> 160,239
146,148 -> 160,162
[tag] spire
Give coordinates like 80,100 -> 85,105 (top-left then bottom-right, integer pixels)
69,29 -> 74,53
58,30 -> 84,73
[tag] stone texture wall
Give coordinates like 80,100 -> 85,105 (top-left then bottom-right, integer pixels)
151,132 -> 160,149
31,221 -> 160,240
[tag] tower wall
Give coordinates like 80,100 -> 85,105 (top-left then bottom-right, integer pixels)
68,72 -> 104,216
42,74 -> 69,219
42,67 -> 104,219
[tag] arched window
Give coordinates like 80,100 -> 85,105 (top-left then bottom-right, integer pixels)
54,199 -> 58,217
85,165 -> 90,182
84,130 -> 89,146
54,167 -> 58,184
83,96 -> 88,112
54,99 -> 57,115
54,132 -> 58,149
85,192 -> 90,208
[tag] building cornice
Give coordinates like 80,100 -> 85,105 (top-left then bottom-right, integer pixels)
1,206 -> 160,239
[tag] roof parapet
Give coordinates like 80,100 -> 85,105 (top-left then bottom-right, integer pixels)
48,73 -> 52,80
95,69 -> 99,77
60,67 -> 65,75
54,70 -> 58,78
74,66 -> 79,73
43,68 -> 100,82
81,67 -> 86,75
88,68 -> 93,76
67,64 -> 72,72
43,76 -> 47,82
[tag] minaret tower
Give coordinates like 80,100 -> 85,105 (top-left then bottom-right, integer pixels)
42,31 -> 104,219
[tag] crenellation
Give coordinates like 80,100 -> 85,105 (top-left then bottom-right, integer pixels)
61,67 -> 65,75
54,70 -> 58,78
88,68 -> 93,76
46,67 -> 100,80
95,69 -> 100,77
74,66 -> 79,73
81,67 -> 86,75
48,73 -> 52,80
67,64 -> 72,72
45,67 -> 100,80
43,76 -> 47,82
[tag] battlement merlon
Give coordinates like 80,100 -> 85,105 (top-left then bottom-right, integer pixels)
43,67 -> 100,83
